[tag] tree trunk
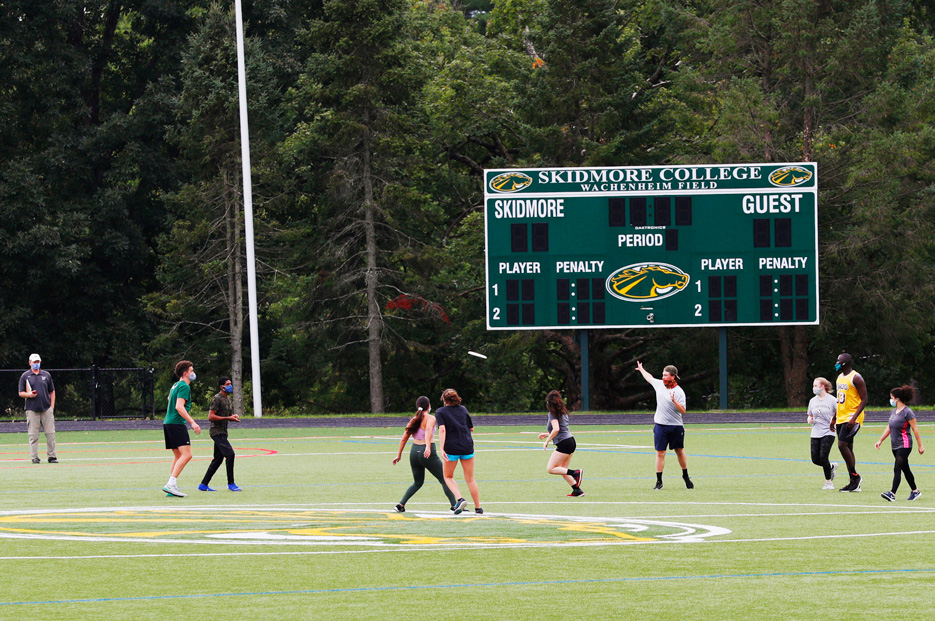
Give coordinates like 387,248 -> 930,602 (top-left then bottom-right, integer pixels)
224,170 -> 245,418
777,20 -> 817,408
362,132 -> 385,413
780,325 -> 809,407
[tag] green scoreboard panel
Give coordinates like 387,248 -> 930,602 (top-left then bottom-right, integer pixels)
484,162 -> 818,330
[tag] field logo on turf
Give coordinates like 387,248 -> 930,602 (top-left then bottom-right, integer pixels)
0,507 -> 730,548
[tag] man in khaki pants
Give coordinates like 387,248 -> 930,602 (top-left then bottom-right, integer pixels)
18,353 -> 57,464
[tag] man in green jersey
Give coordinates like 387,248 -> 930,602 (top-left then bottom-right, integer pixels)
162,360 -> 202,497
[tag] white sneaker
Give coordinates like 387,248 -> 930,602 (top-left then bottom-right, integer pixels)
830,462 -> 837,481
162,484 -> 187,497
822,481 -> 834,490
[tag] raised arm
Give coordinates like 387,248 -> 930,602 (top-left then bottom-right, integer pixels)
635,361 -> 654,384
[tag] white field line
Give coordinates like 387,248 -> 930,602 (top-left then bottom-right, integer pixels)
2,423 -> 932,448
2,527 -> 935,561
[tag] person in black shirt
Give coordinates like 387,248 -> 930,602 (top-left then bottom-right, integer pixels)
436,388 -> 482,515
18,353 -> 57,463
199,377 -> 242,492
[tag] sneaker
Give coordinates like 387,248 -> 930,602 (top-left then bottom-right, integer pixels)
822,481 -> 834,490
908,490 -> 922,501
197,484 -> 216,492
881,491 -> 896,502
31,458 -> 40,464
474,508 -> 484,515
47,457 -> 58,463
162,484 -> 187,497
852,475 -> 862,492
228,484 -> 242,492
573,468 -> 583,488
830,462 -> 837,481
653,481 -> 663,490
394,504 -> 405,513
684,477 -> 694,489
568,488 -> 585,497
453,498 -> 467,514
450,505 -> 456,512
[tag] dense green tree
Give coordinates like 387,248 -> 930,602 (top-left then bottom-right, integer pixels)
0,2 -> 207,369
144,3 -> 290,414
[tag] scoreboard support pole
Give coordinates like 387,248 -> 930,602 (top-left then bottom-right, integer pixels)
577,330 -> 590,411
719,328 -> 728,410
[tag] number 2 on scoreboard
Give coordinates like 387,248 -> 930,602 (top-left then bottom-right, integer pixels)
493,308 -> 500,320
694,304 -> 702,317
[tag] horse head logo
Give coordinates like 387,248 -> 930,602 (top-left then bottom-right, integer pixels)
768,165 -> 813,187
606,263 -> 690,302
488,172 -> 533,193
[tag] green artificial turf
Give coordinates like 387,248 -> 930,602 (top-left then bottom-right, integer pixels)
1,422 -> 933,619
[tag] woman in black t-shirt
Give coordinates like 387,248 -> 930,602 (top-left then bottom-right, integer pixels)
436,388 -> 482,515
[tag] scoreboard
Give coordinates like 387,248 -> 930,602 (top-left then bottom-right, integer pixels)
484,162 -> 818,330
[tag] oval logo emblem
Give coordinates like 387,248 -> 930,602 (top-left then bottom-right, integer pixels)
606,263 -> 690,302
768,166 -> 812,187
489,172 -> 533,193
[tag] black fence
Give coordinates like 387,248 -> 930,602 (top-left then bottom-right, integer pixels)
1,367 -> 155,420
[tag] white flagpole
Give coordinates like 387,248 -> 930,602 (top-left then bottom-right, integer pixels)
234,0 -> 263,417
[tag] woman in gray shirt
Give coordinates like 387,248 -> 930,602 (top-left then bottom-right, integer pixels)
807,377 -> 838,489
538,390 -> 583,497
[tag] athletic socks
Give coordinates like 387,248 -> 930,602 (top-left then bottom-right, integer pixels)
167,476 -> 178,487
682,469 -> 690,479
656,472 -> 663,484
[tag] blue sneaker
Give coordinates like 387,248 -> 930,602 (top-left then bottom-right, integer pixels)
881,491 -> 896,502
453,498 -> 467,514
908,490 -> 922,501
197,484 -> 216,492
228,484 -> 243,492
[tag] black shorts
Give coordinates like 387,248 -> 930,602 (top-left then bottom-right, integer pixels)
164,423 -> 191,449
836,421 -> 861,443
654,424 -> 685,451
555,437 -> 576,454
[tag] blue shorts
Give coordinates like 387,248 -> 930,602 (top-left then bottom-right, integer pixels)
446,453 -> 474,461
654,424 -> 685,451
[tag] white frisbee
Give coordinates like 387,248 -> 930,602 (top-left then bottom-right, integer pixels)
467,351 -> 488,360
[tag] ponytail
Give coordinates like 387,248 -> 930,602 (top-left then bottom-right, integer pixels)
405,396 -> 431,435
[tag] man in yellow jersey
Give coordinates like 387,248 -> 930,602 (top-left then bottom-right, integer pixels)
835,353 -> 868,492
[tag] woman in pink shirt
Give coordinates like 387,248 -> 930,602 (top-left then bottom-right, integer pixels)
392,396 -> 457,512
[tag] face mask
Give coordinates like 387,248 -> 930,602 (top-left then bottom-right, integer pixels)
834,363 -> 843,371
31,363 -> 40,371
188,371 -> 197,382
813,387 -> 823,396
890,399 -> 896,407
663,377 -> 677,389
224,385 -> 233,394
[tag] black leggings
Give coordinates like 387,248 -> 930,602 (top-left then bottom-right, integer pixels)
810,436 -> 835,479
892,447 -> 917,493
400,443 -> 456,507
202,434 -> 235,485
